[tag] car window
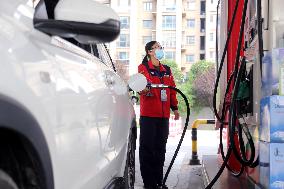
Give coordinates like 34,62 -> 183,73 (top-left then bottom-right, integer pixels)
53,37 -> 116,71
97,44 -> 116,72
51,36 -> 102,63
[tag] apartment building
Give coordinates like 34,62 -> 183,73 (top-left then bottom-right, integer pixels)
107,0 -> 218,76
206,0 -> 218,62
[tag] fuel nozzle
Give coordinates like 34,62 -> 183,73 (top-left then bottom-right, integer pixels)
146,82 -> 169,89
145,83 -> 169,96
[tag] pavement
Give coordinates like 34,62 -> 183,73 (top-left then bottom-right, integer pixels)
134,129 -> 219,189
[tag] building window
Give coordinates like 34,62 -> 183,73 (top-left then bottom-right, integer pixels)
186,55 -> 195,63
162,16 -> 176,29
200,18 -> 205,32
187,0 -> 195,10
117,34 -> 130,47
200,54 -> 205,60
164,6 -> 176,11
165,51 -> 176,59
211,0 -> 214,4
118,0 -> 130,7
200,1 -> 206,15
118,52 -> 129,63
186,36 -> 195,45
118,52 -> 129,64
119,52 -> 129,59
143,20 -> 153,28
162,32 -> 176,47
187,19 -> 195,28
120,16 -> 129,29
144,2 -> 152,11
200,36 -> 205,50
210,33 -> 214,41
143,36 -> 152,45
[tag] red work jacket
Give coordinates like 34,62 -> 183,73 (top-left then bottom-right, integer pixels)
138,60 -> 178,118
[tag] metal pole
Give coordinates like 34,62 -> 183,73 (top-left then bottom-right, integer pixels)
189,119 -> 215,165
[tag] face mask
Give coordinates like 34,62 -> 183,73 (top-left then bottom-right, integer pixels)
155,49 -> 164,61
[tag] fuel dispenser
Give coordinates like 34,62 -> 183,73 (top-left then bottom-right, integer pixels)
212,0 -> 258,183
213,0 -> 284,188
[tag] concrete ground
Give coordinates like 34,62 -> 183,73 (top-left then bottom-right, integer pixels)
134,129 -> 219,189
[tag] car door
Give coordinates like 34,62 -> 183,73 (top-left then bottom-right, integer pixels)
44,36 -> 117,189
96,44 -> 134,172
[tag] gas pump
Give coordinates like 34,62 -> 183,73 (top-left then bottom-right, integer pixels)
213,0 -> 259,181
213,0 -> 284,188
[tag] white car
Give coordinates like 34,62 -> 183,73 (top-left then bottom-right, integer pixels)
0,0 -> 136,189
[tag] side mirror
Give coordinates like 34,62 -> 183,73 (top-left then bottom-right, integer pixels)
128,73 -> 147,92
34,0 -> 120,44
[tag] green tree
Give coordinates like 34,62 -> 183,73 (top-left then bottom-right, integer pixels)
185,60 -> 215,112
161,59 -> 183,83
161,59 -> 215,115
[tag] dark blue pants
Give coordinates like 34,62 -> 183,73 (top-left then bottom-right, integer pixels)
139,116 -> 169,187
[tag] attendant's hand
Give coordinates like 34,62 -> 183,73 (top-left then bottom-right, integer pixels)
173,110 -> 180,120
140,87 -> 150,93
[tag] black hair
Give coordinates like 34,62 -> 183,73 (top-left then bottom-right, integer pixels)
142,41 -> 157,64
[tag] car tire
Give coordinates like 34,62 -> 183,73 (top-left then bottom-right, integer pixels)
124,126 -> 136,189
0,169 -> 18,189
